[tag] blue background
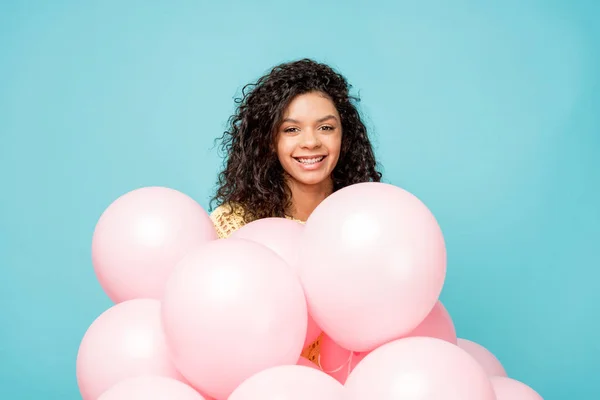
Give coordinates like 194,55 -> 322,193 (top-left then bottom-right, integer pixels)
1,1 -> 598,399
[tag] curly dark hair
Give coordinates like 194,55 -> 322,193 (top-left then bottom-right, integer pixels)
211,58 -> 382,221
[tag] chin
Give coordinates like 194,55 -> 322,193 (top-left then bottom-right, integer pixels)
291,173 -> 331,187
298,179 -> 325,186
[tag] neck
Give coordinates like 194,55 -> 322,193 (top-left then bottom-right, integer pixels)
286,178 -> 333,221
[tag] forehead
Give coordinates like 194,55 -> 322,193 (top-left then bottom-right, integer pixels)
283,92 -> 339,119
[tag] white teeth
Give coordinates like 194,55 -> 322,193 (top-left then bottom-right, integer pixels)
296,157 -> 324,164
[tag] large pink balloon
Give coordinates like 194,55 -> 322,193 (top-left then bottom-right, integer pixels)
76,299 -> 184,400
458,338 -> 508,377
318,301 -> 456,384
92,186 -> 217,303
98,376 -> 206,400
491,376 -> 543,399
298,182 -> 447,352
344,337 -> 497,400
228,365 -> 344,400
230,218 -> 322,348
161,239 -> 308,400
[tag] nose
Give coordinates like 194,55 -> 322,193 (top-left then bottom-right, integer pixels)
300,129 -> 321,149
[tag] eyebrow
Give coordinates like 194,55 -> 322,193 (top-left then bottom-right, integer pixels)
282,114 -> 338,124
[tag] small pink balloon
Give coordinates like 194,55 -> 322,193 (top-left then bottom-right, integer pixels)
297,356 -> 321,370
344,337 -> 496,400
76,299 -> 184,400
230,218 -> 322,348
491,376 -> 543,399
228,365 -> 344,400
406,301 -> 457,344
98,376 -> 206,400
318,334 -> 367,384
458,338 -> 508,377
161,239 -> 308,400
298,182 -> 447,352
319,300 -> 456,384
230,218 -> 304,266
92,186 -> 217,303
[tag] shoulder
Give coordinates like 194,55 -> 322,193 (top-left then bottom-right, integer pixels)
210,202 -> 248,239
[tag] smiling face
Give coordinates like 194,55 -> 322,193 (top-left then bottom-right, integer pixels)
275,91 -> 342,191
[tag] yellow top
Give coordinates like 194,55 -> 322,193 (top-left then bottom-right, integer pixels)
210,203 -> 322,366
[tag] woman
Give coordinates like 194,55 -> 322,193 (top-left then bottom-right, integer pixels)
210,58 -> 382,364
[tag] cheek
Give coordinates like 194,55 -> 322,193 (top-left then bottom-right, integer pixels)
276,137 -> 294,161
327,135 -> 342,158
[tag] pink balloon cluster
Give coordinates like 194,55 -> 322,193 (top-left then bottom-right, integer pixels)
76,183 -> 543,400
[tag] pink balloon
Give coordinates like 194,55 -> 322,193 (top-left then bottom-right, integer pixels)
344,337 -> 497,400
228,365 -> 344,400
406,301 -> 457,344
457,338 -> 508,377
319,302 -> 455,384
98,376 -> 206,400
161,239 -> 308,400
230,218 -> 304,266
303,320 -> 322,350
298,182 -> 447,352
92,186 -> 217,303
230,218 -> 322,348
76,299 -> 184,400
318,334 -> 367,384
491,376 -> 543,399
297,356 -> 321,370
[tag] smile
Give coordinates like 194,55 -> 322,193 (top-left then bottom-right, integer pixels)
294,156 -> 326,165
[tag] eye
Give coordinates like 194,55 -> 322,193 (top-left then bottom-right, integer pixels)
284,127 -> 299,133
320,125 -> 335,131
